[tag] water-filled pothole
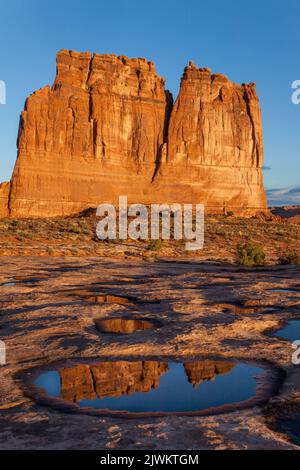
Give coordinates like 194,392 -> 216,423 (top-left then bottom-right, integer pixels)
94,318 -> 161,334
31,359 -> 274,416
87,294 -> 132,304
2,276 -> 46,286
271,320 -> 300,341
69,289 -> 161,305
280,414 -> 300,446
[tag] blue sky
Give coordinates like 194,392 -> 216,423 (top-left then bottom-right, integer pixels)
0,0 -> 299,204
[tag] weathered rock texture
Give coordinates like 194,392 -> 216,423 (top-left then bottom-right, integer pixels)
155,62 -> 267,214
2,50 -> 267,217
0,182 -> 10,217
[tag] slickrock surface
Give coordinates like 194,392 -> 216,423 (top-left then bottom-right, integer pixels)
0,257 -> 300,449
2,50 -> 266,217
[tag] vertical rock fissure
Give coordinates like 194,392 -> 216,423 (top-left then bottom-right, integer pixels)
243,88 -> 258,167
151,90 -> 174,182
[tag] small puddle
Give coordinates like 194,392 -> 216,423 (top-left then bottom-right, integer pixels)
87,294 -> 132,305
32,360 -> 268,415
69,289 -> 160,305
2,277 -> 46,286
270,288 -> 299,294
272,320 -> 300,342
94,318 -> 161,334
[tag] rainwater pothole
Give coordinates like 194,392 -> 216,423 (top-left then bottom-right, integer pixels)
271,319 -> 300,342
28,359 -> 278,417
94,318 -> 162,334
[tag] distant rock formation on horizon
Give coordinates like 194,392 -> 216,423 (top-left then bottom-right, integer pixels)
0,49 -> 267,217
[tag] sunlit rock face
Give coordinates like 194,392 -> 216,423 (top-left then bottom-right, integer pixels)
5,50 -> 267,217
154,62 -> 267,214
0,182 -> 10,217
8,50 -> 171,217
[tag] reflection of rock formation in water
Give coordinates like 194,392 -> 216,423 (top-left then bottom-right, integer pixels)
95,318 -> 154,334
60,361 -> 169,402
184,361 -> 234,388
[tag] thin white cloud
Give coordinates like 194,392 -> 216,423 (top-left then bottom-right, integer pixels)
267,186 -> 300,206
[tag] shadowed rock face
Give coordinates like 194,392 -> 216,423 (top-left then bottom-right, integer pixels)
3,50 -> 267,217
59,360 -> 234,403
60,361 -> 169,402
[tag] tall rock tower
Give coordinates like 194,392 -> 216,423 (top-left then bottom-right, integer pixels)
153,62 -> 267,214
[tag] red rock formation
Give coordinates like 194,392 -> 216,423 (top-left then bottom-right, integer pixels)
0,182 -> 10,217
154,62 -> 267,214
8,50 -> 171,217
1,50 -> 267,217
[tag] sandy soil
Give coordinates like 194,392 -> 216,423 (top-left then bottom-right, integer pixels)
0,256 -> 300,449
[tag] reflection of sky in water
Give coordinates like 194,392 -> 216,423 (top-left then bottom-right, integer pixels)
273,320 -> 300,342
34,362 -> 263,413
284,414 -> 300,446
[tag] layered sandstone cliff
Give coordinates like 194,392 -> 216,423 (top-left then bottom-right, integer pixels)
0,182 -> 10,217
1,50 -> 267,217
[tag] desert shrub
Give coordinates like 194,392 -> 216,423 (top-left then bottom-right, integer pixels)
146,239 -> 163,251
226,211 -> 234,217
278,250 -> 300,265
237,242 -> 266,266
69,226 -> 81,234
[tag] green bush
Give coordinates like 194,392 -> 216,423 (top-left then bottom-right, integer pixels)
278,250 -> 300,265
237,242 -> 266,266
146,239 -> 163,251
